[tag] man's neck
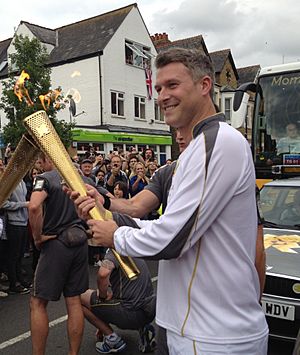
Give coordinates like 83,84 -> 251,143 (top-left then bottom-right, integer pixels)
180,105 -> 217,145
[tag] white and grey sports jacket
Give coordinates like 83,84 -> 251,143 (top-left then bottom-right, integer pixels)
114,113 -> 268,345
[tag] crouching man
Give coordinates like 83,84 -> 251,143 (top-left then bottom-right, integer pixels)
81,248 -> 156,354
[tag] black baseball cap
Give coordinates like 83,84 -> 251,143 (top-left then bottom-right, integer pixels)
80,158 -> 93,165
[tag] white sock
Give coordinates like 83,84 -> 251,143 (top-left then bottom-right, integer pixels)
106,332 -> 119,343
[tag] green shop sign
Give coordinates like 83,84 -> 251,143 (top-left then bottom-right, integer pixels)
72,129 -> 172,145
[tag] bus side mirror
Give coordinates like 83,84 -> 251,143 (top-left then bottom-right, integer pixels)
233,82 -> 257,111
231,92 -> 250,128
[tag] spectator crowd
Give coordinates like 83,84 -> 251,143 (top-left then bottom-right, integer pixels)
0,145 -> 168,353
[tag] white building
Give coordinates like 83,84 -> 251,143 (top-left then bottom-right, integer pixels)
0,4 -> 172,164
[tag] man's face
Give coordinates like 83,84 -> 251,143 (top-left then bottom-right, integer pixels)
97,171 -> 105,181
155,62 -> 204,129
81,162 -> 92,176
286,124 -> 298,139
37,158 -> 52,172
145,149 -> 153,160
129,158 -> 138,169
176,130 -> 188,152
111,157 -> 121,169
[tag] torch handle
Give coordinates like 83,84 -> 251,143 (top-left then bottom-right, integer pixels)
88,204 -> 140,279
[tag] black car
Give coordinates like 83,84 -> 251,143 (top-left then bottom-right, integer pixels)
260,178 -> 300,342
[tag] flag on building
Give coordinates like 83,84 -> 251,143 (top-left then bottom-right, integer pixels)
145,68 -> 152,100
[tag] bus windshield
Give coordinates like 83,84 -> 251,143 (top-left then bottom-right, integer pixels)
253,71 -> 300,177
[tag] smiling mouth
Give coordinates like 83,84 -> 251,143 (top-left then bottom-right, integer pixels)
164,104 -> 177,111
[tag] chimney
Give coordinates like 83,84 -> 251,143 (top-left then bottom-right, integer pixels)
151,32 -> 171,47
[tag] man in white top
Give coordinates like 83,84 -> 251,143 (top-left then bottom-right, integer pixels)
73,48 -> 268,354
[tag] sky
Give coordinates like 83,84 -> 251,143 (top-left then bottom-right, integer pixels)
0,0 -> 299,68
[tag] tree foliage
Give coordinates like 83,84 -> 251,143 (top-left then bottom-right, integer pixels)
0,35 -> 74,148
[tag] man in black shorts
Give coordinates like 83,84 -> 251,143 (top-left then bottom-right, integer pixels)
80,248 -> 156,354
29,153 -> 89,355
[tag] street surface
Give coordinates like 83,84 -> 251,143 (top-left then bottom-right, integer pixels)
0,257 -> 296,354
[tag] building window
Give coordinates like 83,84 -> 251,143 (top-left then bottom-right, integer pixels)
111,91 -> 124,117
224,98 -> 231,121
154,100 -> 164,122
226,69 -> 232,84
0,60 -> 7,72
136,145 -> 146,155
134,96 -> 146,119
76,142 -> 104,156
112,144 -> 124,153
148,145 -> 157,159
125,40 -> 152,69
159,145 -> 166,165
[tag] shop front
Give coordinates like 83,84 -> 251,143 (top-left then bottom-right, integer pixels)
71,129 -> 172,165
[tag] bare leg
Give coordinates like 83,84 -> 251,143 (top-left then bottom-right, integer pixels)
81,289 -> 113,335
65,295 -> 84,355
30,296 -> 49,355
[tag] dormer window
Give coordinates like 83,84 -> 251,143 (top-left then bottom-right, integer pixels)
0,60 -> 8,72
125,40 -> 152,69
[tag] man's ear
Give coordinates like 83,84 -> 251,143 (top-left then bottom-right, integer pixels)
200,76 -> 212,96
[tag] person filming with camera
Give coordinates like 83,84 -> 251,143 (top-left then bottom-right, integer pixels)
104,155 -> 128,196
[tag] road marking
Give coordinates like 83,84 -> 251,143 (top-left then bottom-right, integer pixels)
0,277 -> 158,349
0,315 -> 67,350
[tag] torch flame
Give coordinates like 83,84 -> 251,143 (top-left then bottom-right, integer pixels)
39,87 -> 62,111
14,70 -> 34,106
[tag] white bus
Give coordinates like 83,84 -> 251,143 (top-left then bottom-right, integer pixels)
234,62 -> 300,186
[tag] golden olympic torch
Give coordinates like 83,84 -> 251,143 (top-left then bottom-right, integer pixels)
23,110 -> 140,280
0,134 -> 39,207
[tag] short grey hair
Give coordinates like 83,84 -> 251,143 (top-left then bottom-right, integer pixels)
155,48 -> 215,97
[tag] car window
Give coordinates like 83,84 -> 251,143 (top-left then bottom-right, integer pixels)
260,186 -> 281,214
260,185 -> 300,226
284,189 -> 297,205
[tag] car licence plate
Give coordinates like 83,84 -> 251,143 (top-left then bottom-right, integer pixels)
262,300 -> 295,321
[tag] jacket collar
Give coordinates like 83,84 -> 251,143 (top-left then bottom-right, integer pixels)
192,113 -> 226,139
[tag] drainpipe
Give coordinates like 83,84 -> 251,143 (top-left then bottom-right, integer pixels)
98,51 -> 104,126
